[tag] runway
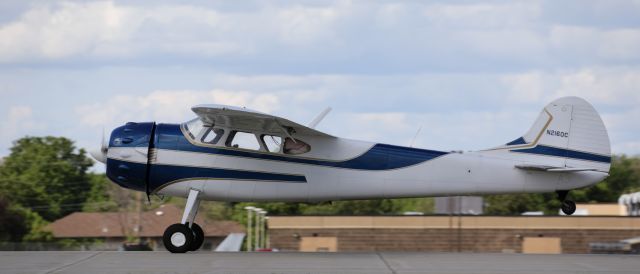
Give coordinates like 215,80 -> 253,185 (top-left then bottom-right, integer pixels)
1,251 -> 638,274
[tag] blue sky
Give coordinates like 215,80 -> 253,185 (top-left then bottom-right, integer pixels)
1,0 -> 639,167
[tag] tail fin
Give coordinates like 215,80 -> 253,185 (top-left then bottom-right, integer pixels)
503,97 -> 611,173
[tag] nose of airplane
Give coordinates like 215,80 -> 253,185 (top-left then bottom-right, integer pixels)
105,122 -> 156,193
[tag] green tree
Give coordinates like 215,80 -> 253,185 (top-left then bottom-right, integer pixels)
224,198 -> 434,222
0,136 -> 93,221
484,194 -> 547,215
82,173 -> 120,212
0,194 -> 53,242
390,197 -> 435,214
300,200 -> 399,215
572,155 -> 640,203
0,195 -> 28,242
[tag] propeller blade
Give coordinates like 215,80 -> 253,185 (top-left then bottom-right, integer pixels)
90,130 -> 108,164
89,149 -> 106,164
101,128 -> 108,153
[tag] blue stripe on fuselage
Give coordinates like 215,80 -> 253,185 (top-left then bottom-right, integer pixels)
511,145 -> 611,163
149,162 -> 307,187
154,124 -> 449,171
106,158 -> 308,192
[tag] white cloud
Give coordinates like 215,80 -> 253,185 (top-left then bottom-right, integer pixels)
550,26 -> 640,60
0,106 -> 46,152
324,109 -> 539,152
338,112 -> 412,143
423,2 -> 541,29
553,68 -> 640,106
0,1 -> 343,62
0,2 -> 136,61
501,67 -> 640,106
1,0 -> 639,157
601,108 -> 640,155
501,71 -> 548,103
75,90 -> 281,128
0,0 -> 637,71
275,4 -> 341,46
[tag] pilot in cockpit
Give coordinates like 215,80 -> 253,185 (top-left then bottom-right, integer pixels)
283,137 -> 310,155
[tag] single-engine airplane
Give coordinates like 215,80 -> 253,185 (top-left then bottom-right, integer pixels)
91,96 -> 611,253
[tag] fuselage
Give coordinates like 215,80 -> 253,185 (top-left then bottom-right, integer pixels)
106,121 -> 609,202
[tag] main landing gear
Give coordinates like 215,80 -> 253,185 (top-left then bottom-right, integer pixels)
163,189 -> 205,253
557,190 -> 576,215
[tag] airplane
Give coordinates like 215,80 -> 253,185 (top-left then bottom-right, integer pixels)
90,96 -> 611,253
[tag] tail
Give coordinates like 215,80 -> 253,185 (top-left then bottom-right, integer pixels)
501,96 -> 611,173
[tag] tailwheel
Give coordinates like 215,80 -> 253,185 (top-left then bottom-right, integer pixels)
188,223 -> 204,251
557,190 -> 576,215
163,223 -> 194,253
561,200 -> 576,215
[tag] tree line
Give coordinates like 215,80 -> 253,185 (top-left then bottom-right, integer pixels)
1,136 -> 639,243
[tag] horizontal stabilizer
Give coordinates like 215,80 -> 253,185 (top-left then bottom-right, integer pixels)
515,164 -> 597,172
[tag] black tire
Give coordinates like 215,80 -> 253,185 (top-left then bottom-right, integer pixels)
163,223 -> 193,253
561,200 -> 576,215
189,223 -> 205,251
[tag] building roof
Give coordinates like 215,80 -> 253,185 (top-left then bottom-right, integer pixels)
48,204 -> 244,238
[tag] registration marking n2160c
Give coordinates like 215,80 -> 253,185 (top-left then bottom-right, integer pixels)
546,129 -> 569,138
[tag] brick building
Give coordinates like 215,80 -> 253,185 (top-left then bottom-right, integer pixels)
267,215 -> 640,254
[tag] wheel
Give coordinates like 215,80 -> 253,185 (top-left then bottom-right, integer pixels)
561,200 -> 576,215
163,223 -> 194,253
189,223 -> 204,251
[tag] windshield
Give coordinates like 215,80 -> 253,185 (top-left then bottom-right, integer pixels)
183,118 -> 204,139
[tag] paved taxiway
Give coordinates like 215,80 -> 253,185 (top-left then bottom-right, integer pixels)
1,251 -> 638,274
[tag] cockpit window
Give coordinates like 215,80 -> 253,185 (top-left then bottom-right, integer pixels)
283,138 -> 311,155
184,118 -> 204,139
201,128 -> 225,144
226,131 -> 261,150
262,135 -> 282,153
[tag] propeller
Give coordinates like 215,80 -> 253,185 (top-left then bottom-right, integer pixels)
90,129 -> 108,164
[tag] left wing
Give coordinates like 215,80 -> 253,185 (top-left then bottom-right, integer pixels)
515,164 -> 597,172
191,104 -> 335,138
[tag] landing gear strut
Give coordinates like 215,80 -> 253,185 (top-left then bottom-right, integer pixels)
163,189 -> 203,253
557,190 -> 576,215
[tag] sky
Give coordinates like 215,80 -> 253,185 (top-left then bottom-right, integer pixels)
1,0 -> 639,169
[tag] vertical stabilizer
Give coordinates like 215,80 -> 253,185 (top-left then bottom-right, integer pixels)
502,97 -> 611,173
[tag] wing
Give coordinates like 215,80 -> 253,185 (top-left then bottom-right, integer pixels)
515,164 -> 597,172
191,104 -> 335,138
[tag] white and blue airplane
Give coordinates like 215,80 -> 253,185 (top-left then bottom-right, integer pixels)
91,96 -> 611,253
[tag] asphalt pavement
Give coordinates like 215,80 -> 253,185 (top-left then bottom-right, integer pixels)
1,251 -> 638,274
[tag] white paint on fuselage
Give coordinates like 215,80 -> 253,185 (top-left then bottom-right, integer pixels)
151,138 -> 608,202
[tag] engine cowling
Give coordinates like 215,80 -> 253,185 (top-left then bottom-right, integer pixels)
106,122 -> 155,193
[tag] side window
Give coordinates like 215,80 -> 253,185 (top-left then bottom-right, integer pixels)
262,135 -> 283,153
226,131 -> 261,150
283,137 -> 311,155
201,128 -> 225,144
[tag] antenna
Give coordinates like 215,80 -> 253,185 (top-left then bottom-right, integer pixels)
308,107 -> 332,129
409,126 -> 422,148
